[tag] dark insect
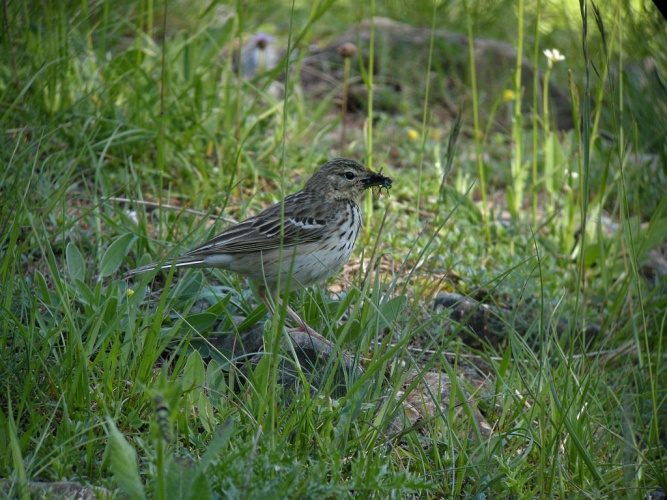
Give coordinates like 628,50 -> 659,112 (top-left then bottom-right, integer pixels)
375,168 -> 393,195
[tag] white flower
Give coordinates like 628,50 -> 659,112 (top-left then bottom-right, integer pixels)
564,168 -> 579,180
126,210 -> 139,225
543,48 -> 565,68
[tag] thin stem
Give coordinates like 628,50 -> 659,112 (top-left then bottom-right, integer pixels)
364,3 -> 376,239
510,0 -> 525,221
531,0 -> 541,226
341,56 -> 350,150
463,0 -> 490,244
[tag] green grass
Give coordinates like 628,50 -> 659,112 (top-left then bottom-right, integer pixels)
1,0 -> 666,498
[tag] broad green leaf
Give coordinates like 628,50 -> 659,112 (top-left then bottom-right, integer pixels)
66,242 -> 85,283
183,352 -> 218,432
582,242 -> 601,268
105,420 -> 146,500
183,350 -> 206,390
235,304 -> 268,331
100,233 -> 136,277
638,217 -> 667,259
188,471 -> 213,500
74,278 -> 94,305
168,272 -> 204,304
378,295 -> 408,328
165,457 -> 194,499
184,312 -> 219,334
200,419 -> 234,471
5,399 -> 28,495
202,293 -> 233,316
196,394 -> 217,433
35,270 -> 57,306
205,359 -> 228,394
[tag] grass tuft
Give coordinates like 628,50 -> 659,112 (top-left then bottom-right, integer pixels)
1,0 -> 665,497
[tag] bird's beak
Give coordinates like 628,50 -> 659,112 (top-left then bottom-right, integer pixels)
363,171 -> 393,191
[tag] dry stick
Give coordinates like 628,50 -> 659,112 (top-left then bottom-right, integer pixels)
107,197 -> 238,225
406,344 -> 648,362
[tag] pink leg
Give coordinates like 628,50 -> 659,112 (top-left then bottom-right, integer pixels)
257,286 -> 276,315
258,287 -> 330,343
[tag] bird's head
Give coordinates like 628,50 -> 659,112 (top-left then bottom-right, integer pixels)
305,158 -> 393,201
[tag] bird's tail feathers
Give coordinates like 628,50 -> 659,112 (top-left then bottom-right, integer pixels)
123,258 -> 206,278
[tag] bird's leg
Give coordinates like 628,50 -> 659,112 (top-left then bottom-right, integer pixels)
257,286 -> 276,315
258,286 -> 330,344
283,303 -> 330,344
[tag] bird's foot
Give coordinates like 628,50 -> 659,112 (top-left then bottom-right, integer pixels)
258,286 -> 332,346
286,323 -> 331,346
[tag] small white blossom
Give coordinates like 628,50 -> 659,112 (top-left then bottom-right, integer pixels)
543,48 -> 565,68
127,210 -> 139,225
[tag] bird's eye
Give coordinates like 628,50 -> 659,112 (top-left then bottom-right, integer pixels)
342,171 -> 355,180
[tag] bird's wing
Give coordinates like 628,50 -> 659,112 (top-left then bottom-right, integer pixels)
181,192 -> 330,257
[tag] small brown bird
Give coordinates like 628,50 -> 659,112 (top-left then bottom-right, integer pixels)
126,158 -> 392,342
